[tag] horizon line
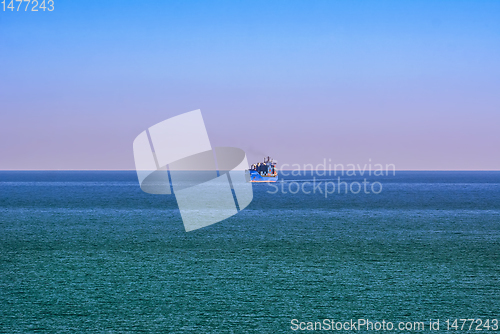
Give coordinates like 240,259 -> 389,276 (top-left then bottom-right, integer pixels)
1,169 -> 500,172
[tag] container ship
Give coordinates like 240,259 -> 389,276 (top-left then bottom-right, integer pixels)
246,156 -> 278,182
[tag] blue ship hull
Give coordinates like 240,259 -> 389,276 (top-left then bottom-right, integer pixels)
246,170 -> 279,182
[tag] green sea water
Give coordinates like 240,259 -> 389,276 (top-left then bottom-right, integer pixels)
1,171 -> 499,333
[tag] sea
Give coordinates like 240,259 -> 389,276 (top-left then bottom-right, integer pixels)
1,171 -> 499,333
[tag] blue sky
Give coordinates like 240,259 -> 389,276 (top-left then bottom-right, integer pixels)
1,0 -> 499,170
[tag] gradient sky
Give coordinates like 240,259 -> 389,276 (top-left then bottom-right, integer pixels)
1,0 -> 499,170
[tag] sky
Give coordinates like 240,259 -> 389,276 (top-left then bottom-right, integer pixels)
0,0 -> 499,170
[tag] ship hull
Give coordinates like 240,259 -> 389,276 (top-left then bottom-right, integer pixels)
246,170 -> 278,182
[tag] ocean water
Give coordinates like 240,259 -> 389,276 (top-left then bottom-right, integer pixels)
1,171 -> 499,333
